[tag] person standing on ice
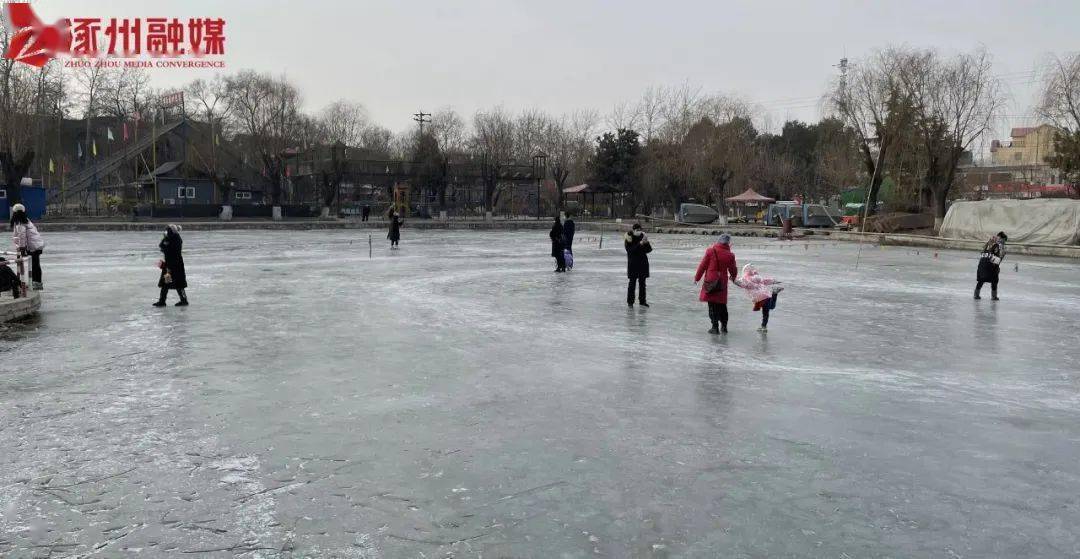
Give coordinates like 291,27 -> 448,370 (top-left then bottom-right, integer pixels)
625,223 -> 652,307
975,231 -> 1007,300
549,216 -> 566,272
562,213 -> 576,254
10,203 -> 44,291
154,224 -> 188,307
735,263 -> 783,332
387,207 -> 403,248
694,233 -> 738,334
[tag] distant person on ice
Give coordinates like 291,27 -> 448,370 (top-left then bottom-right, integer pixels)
625,223 -> 652,307
735,264 -> 783,332
562,213 -> 575,254
694,233 -> 738,334
387,208 -> 403,248
10,203 -> 44,291
154,224 -> 188,307
975,231 -> 1007,300
549,216 -> 566,272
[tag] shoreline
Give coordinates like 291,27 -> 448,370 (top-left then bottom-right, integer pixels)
32,219 -> 1080,259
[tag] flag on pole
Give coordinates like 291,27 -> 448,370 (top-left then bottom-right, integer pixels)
123,122 -> 129,141
48,159 -> 54,173
107,127 -> 114,141
77,142 -> 83,159
92,139 -> 98,157
214,134 -> 220,146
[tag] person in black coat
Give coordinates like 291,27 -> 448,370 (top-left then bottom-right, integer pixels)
154,224 -> 188,307
0,257 -> 21,299
625,223 -> 652,307
562,215 -> 576,254
549,217 -> 566,272
975,231 -> 1007,300
387,208 -> 403,248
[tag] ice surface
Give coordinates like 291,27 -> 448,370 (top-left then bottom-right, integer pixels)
1,229 -> 1079,557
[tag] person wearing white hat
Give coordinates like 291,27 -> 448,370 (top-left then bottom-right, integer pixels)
10,203 -> 44,290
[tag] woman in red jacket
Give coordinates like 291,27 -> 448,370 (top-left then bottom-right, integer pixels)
694,233 -> 739,334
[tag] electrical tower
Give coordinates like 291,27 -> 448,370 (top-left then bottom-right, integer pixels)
834,57 -> 849,91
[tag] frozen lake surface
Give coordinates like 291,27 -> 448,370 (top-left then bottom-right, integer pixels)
1,229 -> 1079,557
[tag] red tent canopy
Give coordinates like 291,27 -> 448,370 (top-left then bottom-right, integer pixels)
726,188 -> 775,203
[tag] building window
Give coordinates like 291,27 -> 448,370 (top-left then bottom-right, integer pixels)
177,187 -> 186,199
0,189 -> 6,199
186,187 -> 196,198
234,191 -> 252,200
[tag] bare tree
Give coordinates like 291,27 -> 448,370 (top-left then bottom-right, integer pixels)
429,107 -> 466,155
684,116 -> 757,212
102,67 -> 152,121
1038,53 -> 1080,132
359,125 -> 393,157
902,48 -> 1003,224
513,108 -> 551,163
0,37 -> 39,199
185,75 -> 235,199
635,86 -> 666,142
830,48 -> 915,219
388,130 -> 417,161
1038,53 -> 1080,184
471,107 -> 516,210
544,109 -> 598,209
607,99 -> 640,133
226,70 -> 302,205
658,83 -> 706,142
70,64 -> 114,163
318,100 -> 368,147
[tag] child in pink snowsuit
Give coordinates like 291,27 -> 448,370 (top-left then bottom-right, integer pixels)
735,264 -> 783,332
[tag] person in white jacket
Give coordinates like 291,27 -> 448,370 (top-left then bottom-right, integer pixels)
10,203 -> 44,290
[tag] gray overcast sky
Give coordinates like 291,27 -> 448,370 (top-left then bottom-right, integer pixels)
41,0 -> 1080,148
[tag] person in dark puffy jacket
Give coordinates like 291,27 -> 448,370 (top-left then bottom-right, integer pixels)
549,217 -> 566,272
387,208 -> 404,248
154,224 -> 189,307
562,215 -> 576,254
624,223 -> 652,307
975,231 -> 1007,300
0,257 -> 21,298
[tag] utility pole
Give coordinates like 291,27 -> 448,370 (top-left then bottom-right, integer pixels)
413,109 -> 431,136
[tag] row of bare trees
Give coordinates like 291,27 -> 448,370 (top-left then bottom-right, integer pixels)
2,27 -> 1078,216
831,47 -> 1004,224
